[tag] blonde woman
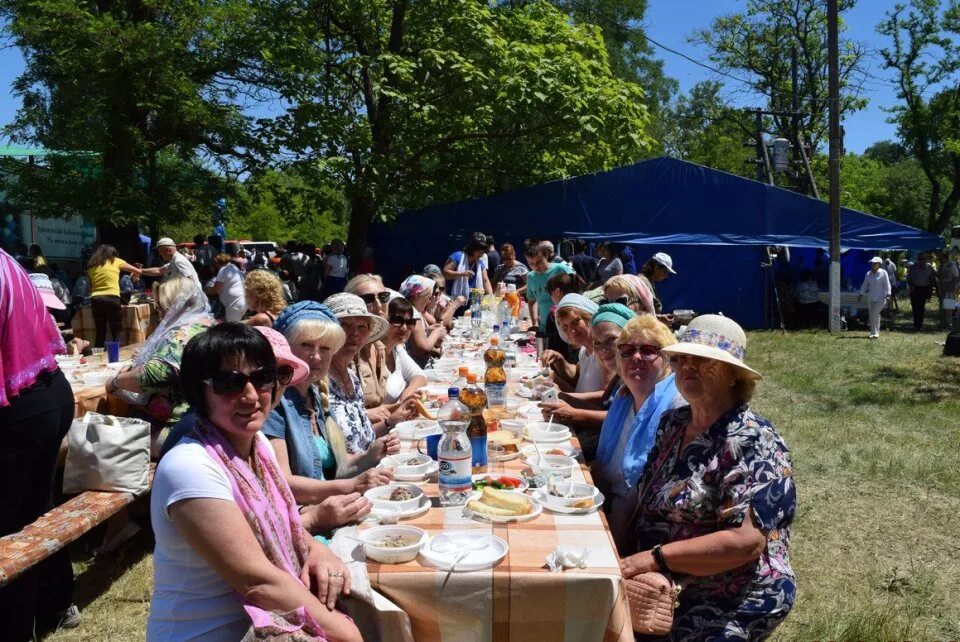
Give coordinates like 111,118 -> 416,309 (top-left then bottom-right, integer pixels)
264,301 -> 399,534
243,269 -> 288,327
593,314 -> 683,550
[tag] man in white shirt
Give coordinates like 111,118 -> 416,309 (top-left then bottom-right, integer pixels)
860,256 -> 892,339
141,237 -> 203,293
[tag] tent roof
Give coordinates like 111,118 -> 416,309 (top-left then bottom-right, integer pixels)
399,156 -> 942,251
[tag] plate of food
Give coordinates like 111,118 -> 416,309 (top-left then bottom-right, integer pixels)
471,473 -> 528,493
484,431 -> 522,461
464,487 -> 541,523
520,443 -> 579,460
526,454 -> 577,478
363,483 -> 425,512
381,454 -> 439,481
535,482 -> 603,514
419,531 -> 508,572
395,419 -> 441,441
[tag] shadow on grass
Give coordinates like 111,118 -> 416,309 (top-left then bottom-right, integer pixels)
845,360 -> 960,406
69,525 -> 153,612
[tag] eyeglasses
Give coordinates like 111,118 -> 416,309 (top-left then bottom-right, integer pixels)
604,295 -> 638,307
616,343 -> 661,361
359,291 -> 391,306
433,286 -> 445,295
388,315 -> 417,328
204,368 -> 277,395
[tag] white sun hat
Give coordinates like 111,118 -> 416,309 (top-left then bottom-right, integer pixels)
650,252 -> 677,274
659,314 -> 761,380
323,292 -> 389,344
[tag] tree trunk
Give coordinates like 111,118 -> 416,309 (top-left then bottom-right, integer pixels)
346,192 -> 375,272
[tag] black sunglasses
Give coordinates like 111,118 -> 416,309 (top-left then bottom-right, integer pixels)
604,295 -> 636,307
277,365 -> 294,386
360,291 -> 391,305
388,315 -> 417,328
204,368 -> 277,395
616,343 -> 661,361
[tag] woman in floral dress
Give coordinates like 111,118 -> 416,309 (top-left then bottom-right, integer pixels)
620,315 -> 795,641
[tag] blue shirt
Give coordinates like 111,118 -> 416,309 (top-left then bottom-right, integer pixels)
262,386 -> 337,481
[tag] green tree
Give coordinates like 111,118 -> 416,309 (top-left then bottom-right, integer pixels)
254,0 -> 653,266
878,0 -> 960,234
691,0 -> 868,154
840,153 -> 932,229
0,0 -> 256,238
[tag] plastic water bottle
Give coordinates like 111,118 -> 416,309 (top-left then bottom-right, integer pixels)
437,388 -> 472,506
499,317 -> 512,343
497,296 -> 511,328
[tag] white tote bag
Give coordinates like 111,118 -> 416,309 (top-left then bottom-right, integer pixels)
63,412 -> 151,496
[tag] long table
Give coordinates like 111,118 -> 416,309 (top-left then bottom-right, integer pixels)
350,334 -> 633,641
70,302 -> 157,346
68,343 -> 141,418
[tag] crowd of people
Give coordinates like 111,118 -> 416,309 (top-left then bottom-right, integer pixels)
3,229 -> 803,640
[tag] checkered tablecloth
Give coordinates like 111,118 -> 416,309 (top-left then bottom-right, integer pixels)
353,371 -> 633,642
71,302 -> 157,346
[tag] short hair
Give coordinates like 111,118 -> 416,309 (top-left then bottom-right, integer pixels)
388,296 -> 414,317
546,272 -> 579,295
214,253 -> 231,267
180,323 -> 277,417
500,243 -> 516,259
486,235 -> 496,246
619,315 -> 677,350
282,317 -> 346,354
345,273 -> 384,295
574,239 -> 587,253
193,234 -> 205,245
244,270 -> 287,316
155,275 -> 204,313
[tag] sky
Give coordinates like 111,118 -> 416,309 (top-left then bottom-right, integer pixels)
0,1 -> 916,154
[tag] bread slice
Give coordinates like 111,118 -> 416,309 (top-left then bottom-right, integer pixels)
480,487 -> 532,515
466,500 -> 521,517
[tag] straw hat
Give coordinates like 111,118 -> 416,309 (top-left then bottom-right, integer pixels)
253,326 -> 309,386
659,314 -> 761,380
323,292 -> 389,344
156,237 -> 177,248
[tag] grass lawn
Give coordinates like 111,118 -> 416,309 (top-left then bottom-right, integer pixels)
45,312 -> 960,641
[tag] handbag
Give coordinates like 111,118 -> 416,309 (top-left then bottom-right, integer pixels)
623,422 -> 686,635
63,412 -> 151,496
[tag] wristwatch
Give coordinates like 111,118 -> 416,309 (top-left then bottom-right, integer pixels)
652,544 -> 670,573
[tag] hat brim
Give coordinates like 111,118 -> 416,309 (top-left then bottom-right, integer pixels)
660,343 -> 761,380
338,312 -> 390,344
278,354 -> 310,386
652,258 -> 677,275
39,291 -> 66,310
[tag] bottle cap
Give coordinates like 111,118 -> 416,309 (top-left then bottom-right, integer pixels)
466,373 -> 479,383
458,366 -> 469,376
492,325 -> 499,331
448,387 -> 460,397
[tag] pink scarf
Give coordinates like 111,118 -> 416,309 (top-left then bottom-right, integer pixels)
193,420 -> 327,640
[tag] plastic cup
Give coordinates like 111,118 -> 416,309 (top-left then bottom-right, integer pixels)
105,341 -> 120,363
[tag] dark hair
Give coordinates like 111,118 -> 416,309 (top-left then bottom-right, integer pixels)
193,234 -> 205,245
640,259 -> 657,278
29,243 -> 44,258
523,238 -> 542,258
388,296 -> 414,317
88,244 -> 120,269
464,238 -> 486,256
470,232 -> 487,244
546,272 -> 579,295
574,239 -> 587,254
486,235 -> 496,246
180,323 -> 277,417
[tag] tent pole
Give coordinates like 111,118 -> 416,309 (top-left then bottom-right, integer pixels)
827,0 -> 842,333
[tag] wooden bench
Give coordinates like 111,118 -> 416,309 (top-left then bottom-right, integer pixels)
0,465 -> 155,588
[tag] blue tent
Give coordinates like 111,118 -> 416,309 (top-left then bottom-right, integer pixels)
368,156 -> 943,328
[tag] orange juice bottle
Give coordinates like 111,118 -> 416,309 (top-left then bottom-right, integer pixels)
505,283 -> 521,318
483,337 -> 507,407
460,374 -> 488,473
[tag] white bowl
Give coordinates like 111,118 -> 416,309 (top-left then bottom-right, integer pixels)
527,455 -> 577,478
539,483 -> 600,510
361,525 -> 427,564
524,421 -> 571,442
385,453 -> 434,477
82,370 -> 114,387
499,419 -> 526,435
364,483 -> 425,512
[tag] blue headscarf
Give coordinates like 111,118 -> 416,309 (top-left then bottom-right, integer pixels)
273,300 -> 339,336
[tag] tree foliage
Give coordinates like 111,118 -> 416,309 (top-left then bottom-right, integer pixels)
253,0 -> 654,265
878,0 -> 960,234
0,0 -> 257,237
691,0 -> 868,153
839,152 -> 932,230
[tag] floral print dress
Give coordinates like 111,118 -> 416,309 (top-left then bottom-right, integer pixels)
630,403 -> 796,641
328,369 -> 376,454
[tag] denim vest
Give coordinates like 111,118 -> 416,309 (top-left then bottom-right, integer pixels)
262,386 -> 335,481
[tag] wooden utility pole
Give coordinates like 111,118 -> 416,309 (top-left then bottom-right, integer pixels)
827,0 -> 842,332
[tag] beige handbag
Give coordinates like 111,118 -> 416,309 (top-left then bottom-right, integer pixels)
63,412 -> 151,496
625,571 -> 680,635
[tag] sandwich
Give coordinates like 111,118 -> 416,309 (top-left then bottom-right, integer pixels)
467,487 -> 532,517
486,430 -> 521,454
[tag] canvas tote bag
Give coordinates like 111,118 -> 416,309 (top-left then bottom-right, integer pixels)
63,412 -> 151,495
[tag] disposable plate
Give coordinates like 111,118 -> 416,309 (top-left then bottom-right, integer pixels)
463,492 -> 542,523
395,419 -> 441,441
419,532 -> 508,571
534,490 -> 605,515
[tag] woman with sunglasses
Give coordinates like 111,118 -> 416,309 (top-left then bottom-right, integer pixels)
345,274 -> 394,417
399,274 -> 447,367
592,314 -> 682,551
538,303 -> 635,460
422,274 -> 465,330
619,315 -> 795,639
601,274 -> 655,315
325,293 -> 417,453
265,302 -> 396,535
149,323 -> 361,642
379,297 -> 428,403
105,276 -> 215,455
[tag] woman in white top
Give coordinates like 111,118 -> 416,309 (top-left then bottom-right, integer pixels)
381,297 -> 428,403
860,256 -> 892,339
207,254 -> 246,322
540,294 -> 611,394
149,323 -> 360,642
441,236 -> 492,299
322,239 -> 350,297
